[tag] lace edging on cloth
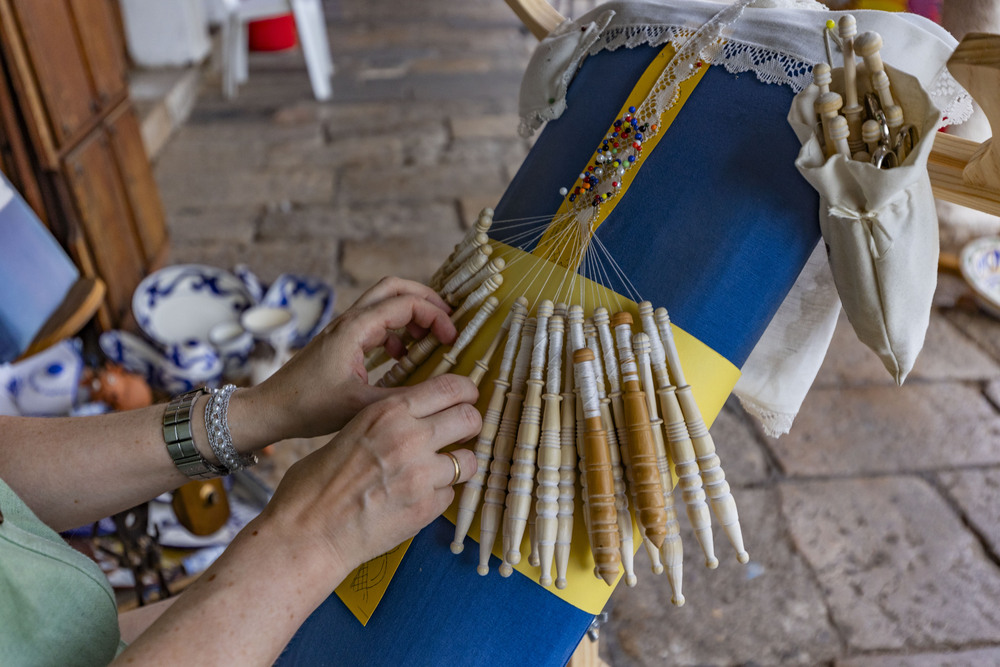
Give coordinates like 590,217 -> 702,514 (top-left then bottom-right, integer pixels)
592,24 -> 817,91
519,11 -> 972,136
519,22 -> 822,137
734,393 -> 797,438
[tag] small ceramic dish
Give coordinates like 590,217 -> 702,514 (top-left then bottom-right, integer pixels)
100,330 -> 223,394
233,263 -> 265,304
240,305 -> 298,352
960,236 -> 1000,319
259,273 -> 335,348
208,321 -> 255,381
133,264 -> 254,347
3,339 -> 83,416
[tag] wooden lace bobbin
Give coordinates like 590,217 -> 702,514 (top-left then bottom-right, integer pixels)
478,316 -> 536,575
470,207 -> 494,239
555,304 -> 577,589
855,31 -> 896,108
631,332 -> 670,503
838,15 -> 865,154
390,248 -> 493,369
639,301 -> 711,580
611,312 -> 668,550
812,62 -> 831,95
429,208 -> 492,290
586,322 -> 637,588
451,298 -> 527,554
573,347 -> 621,586
593,307 -> 662,575
367,209 -> 491,371
447,257 -> 506,307
501,301 -> 553,575
830,115 -> 852,159
633,331 -> 684,604
862,119 -> 881,157
517,314 -> 553,571
592,309 -> 627,452
368,207 -> 494,370
655,308 -> 748,564
429,296 -> 499,378
440,245 -> 493,306
884,103 -> 904,146
534,313 -> 564,587
379,274 -> 503,388
566,306 -> 594,571
430,230 -> 486,291
466,298 -> 521,388
815,91 -> 844,159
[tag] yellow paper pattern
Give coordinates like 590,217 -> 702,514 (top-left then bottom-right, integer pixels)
333,541 -> 410,626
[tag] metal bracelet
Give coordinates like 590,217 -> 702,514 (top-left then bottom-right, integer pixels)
205,384 -> 258,473
163,388 -> 228,479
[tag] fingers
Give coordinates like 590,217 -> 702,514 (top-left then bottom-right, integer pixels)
383,331 -> 407,359
432,447 -> 478,489
357,294 -> 458,352
397,374 -> 480,421
353,276 -> 451,315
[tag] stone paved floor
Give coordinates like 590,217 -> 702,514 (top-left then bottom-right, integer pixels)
153,1 -> 1000,664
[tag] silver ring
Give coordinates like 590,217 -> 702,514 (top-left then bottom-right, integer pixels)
444,451 -> 461,486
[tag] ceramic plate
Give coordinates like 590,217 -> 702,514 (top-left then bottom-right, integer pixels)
960,236 -> 1000,319
260,273 -> 335,347
133,264 -> 254,346
100,330 -> 223,395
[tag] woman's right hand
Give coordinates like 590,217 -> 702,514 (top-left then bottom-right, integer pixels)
256,373 -> 482,582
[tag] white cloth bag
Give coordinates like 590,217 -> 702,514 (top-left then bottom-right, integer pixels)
788,64 -> 943,384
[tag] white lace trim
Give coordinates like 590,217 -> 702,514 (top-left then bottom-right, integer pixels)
592,24 -> 971,124
928,67 -> 974,126
735,393 -> 797,437
520,10 -> 972,136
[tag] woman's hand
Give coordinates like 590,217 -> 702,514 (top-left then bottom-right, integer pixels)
234,277 -> 458,447
117,375 -> 481,665
257,373 -> 482,577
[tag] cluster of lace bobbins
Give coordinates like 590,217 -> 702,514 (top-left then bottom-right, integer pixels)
371,273 -> 747,602
376,209 -> 504,388
366,208 -> 748,600
816,16 -> 915,166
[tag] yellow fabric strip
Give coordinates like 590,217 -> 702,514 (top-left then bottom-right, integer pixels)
533,42 -> 710,271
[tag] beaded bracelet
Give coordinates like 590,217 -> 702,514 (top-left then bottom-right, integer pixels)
205,384 -> 258,473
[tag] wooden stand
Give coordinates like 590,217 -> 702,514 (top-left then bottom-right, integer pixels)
930,33 -> 1000,216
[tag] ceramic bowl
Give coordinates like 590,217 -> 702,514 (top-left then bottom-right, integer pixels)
132,264 -> 254,347
240,305 -> 298,352
233,263 -> 265,304
100,330 -> 223,394
208,321 -> 255,380
3,339 -> 83,416
259,273 -> 335,348
960,236 -> 1000,319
